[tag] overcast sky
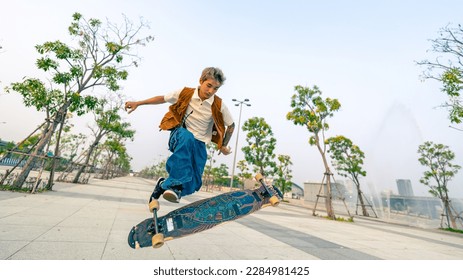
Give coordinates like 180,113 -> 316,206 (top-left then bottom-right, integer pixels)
1,0 -> 462,198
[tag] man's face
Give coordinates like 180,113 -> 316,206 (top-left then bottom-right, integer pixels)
198,78 -> 221,100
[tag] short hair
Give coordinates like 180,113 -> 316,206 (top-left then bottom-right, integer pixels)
200,67 -> 226,85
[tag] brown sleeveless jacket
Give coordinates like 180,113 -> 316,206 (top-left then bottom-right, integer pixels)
159,87 -> 226,149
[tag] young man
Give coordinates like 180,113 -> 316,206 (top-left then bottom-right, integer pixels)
125,67 -> 235,203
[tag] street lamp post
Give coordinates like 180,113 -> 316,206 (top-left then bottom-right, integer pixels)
229,98 -> 251,191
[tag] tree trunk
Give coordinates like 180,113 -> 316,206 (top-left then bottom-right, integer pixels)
72,136 -> 101,184
315,133 -> 334,218
12,122 -> 55,188
324,173 -> 334,218
356,186 -> 368,216
102,153 -> 114,180
444,196 -> 457,228
0,120 -> 46,186
12,108 -> 66,189
353,175 -> 369,216
47,115 -> 66,190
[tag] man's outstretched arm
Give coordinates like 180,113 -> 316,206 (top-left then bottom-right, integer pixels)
125,96 -> 166,114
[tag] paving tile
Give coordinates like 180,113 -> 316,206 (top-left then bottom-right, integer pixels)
0,240 -> 29,259
7,241 -> 106,260
1,175 -> 463,262
36,227 -> 111,243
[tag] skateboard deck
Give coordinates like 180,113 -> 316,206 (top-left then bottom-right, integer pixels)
128,173 -> 282,249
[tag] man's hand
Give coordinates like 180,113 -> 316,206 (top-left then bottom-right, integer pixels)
124,101 -> 138,114
219,146 -> 232,155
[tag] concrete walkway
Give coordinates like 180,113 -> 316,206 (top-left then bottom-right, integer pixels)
0,176 -> 462,260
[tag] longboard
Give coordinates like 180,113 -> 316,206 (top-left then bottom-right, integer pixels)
128,173 -> 282,249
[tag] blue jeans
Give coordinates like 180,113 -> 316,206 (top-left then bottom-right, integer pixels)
162,127 -> 207,196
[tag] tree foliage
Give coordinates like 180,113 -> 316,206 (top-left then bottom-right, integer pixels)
418,141 -> 460,197
417,141 -> 461,228
327,135 -> 370,216
417,24 -> 463,124
241,117 -> 277,177
73,98 -> 135,183
210,163 -> 229,187
138,158 -> 168,179
287,85 -> 340,147
5,12 -> 152,188
287,85 -> 341,218
98,137 -> 132,179
0,140 -> 15,156
58,132 -> 87,162
273,154 -> 293,198
327,136 -> 366,183
236,159 -> 252,188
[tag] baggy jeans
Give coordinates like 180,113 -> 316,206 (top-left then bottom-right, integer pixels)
162,127 -> 207,197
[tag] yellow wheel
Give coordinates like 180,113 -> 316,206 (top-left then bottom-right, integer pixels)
149,199 -> 160,213
151,233 -> 165,248
254,173 -> 263,181
269,196 -> 280,207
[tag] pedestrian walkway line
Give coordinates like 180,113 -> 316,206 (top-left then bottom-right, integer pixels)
47,189 -> 146,205
100,200 -> 121,260
236,216 -> 381,260
358,222 -> 463,249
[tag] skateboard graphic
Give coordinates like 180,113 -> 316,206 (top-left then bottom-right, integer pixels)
128,173 -> 283,249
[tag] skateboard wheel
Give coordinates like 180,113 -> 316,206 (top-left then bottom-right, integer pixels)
269,196 -> 280,207
152,233 -> 165,248
149,200 -> 160,213
254,173 -> 263,181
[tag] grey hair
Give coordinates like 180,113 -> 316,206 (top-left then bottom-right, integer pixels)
200,67 -> 226,85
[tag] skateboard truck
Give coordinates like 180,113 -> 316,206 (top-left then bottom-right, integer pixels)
254,173 -> 280,207
148,199 -> 165,248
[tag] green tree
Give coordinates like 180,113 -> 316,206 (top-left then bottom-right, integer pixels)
151,158 -> 168,179
73,98 -> 134,183
138,158 -> 168,179
211,163 -> 229,187
418,141 -> 461,229
99,137 -> 132,179
58,132 -> 87,163
273,154 -> 293,199
236,159 -> 252,189
203,142 -> 217,190
6,12 -> 153,189
417,24 -> 463,124
0,135 -> 40,186
54,132 -> 88,181
0,140 -> 15,156
287,85 -> 341,218
241,117 -> 277,177
327,135 -> 369,216
17,135 -> 41,156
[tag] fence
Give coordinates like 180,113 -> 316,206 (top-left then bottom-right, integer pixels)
0,157 -> 26,167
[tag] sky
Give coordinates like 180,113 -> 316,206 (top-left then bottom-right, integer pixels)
1,0 -> 462,198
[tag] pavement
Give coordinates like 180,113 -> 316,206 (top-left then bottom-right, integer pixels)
0,175 -> 462,261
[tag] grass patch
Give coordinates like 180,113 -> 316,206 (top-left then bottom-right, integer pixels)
0,185 -> 45,193
317,214 -> 354,222
440,227 -> 463,234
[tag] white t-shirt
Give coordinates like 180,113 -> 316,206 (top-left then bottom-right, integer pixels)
164,87 -> 234,144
